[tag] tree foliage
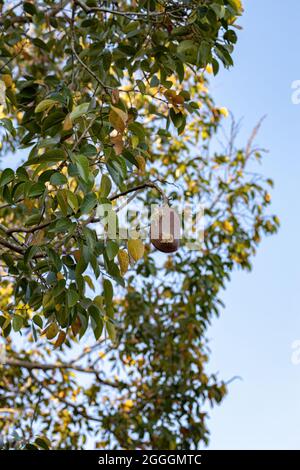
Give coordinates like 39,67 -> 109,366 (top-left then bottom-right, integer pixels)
0,0 -> 278,450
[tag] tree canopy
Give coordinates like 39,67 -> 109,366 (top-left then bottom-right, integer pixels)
0,0 -> 278,450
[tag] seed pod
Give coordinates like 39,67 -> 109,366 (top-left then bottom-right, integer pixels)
150,205 -> 180,253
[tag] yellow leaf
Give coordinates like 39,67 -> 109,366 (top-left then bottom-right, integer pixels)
2,74 -> 13,88
219,107 -> 229,117
54,331 -> 66,348
110,133 -> 124,155
71,317 -> 81,336
164,89 -> 176,100
45,322 -> 59,340
84,275 -> 95,291
223,220 -> 234,234
63,114 -> 73,131
229,0 -> 243,13
118,249 -> 129,275
135,155 -> 146,174
172,94 -> 185,105
109,106 -> 127,133
128,238 -> 144,262
123,399 -> 134,412
264,193 -> 271,203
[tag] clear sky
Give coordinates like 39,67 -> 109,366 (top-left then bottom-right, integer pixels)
206,0 -> 300,450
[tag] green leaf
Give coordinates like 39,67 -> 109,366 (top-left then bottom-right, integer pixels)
99,174 -> 112,198
57,190 -> 69,216
24,149 -> 65,166
12,315 -> 23,332
23,2 -> 37,15
170,109 -> 185,130
33,315 -> 43,328
81,192 -> 97,214
224,30 -> 238,44
106,240 -> 119,260
70,103 -> 89,121
128,122 -> 146,142
35,99 -> 58,113
211,3 -> 226,18
42,110 -> 66,132
74,154 -> 90,183
32,38 -> 49,51
89,304 -> 103,340
0,168 -> 14,187
106,321 -> 116,342
49,217 -> 73,233
122,149 -> 139,168
45,322 -> 58,340
28,182 -> 45,198
150,75 -> 159,88
50,172 -> 67,186
35,436 -> 51,450
24,245 -> 39,264
66,190 -> 79,213
103,278 -> 113,306
177,40 -> 198,64
67,289 -> 79,307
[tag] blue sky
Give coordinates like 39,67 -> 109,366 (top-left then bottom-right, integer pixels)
206,0 -> 300,450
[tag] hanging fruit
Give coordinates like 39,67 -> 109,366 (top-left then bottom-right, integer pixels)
150,204 -> 180,253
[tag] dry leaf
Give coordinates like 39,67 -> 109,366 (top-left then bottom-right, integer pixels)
54,331 -> 66,348
110,133 -> 124,155
109,106 -> 128,133
63,113 -> 73,131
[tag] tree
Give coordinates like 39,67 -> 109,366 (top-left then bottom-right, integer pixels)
0,0 -> 278,450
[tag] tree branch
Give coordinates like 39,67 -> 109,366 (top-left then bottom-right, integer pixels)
4,358 -> 96,373
0,237 -> 24,255
4,358 -> 121,389
109,181 -> 168,203
6,181 -> 168,234
75,0 -> 164,19
70,3 -> 111,93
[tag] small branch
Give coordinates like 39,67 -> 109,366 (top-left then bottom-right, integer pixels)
0,0 -> 70,26
0,237 -> 24,255
75,0 -> 164,18
5,358 -> 95,373
0,408 -> 19,414
88,181 -> 168,225
30,372 -> 103,423
7,181 -> 168,234
110,181 -> 168,203
0,223 -> 23,245
4,358 -> 121,389
72,115 -> 98,152
6,219 -> 54,235
245,116 -> 266,159
70,3 -> 111,93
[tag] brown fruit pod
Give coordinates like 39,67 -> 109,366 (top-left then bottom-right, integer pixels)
150,205 -> 180,253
